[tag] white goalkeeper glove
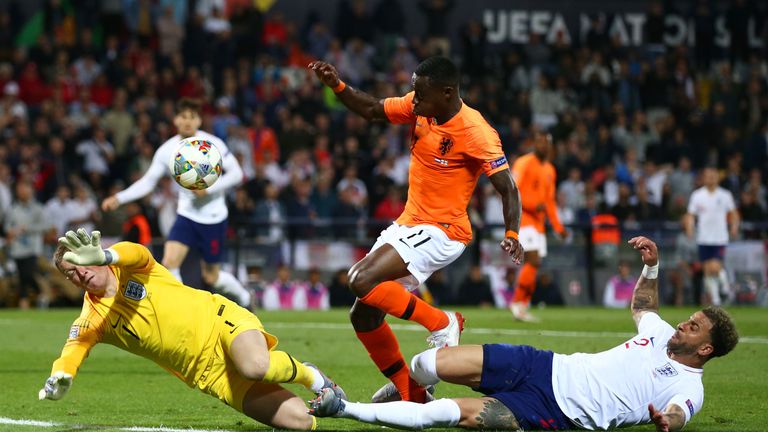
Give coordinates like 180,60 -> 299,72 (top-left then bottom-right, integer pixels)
38,371 -> 73,401
58,229 -> 115,266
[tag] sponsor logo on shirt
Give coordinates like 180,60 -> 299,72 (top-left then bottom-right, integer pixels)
686,399 -> 694,416
124,280 -> 147,301
490,156 -> 508,169
654,362 -> 678,377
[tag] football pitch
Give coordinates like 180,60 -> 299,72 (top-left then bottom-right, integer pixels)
1,307 -> 766,431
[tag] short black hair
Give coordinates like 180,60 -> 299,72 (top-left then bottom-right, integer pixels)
415,56 -> 459,88
702,306 -> 739,359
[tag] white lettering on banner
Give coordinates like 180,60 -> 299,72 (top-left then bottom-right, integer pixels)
510,11 -> 529,43
482,9 -> 764,48
484,9 -> 506,43
548,14 -> 571,44
715,16 -> 729,47
608,15 -> 630,45
530,11 -> 551,36
664,15 -> 687,46
625,13 -> 645,46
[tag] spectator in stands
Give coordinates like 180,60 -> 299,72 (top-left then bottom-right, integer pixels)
305,268 -> 330,311
603,260 -> 635,308
253,182 -> 285,244
4,181 -> 53,309
45,184 -> 75,237
263,265 -> 307,310
457,265 -> 494,307
121,202 -> 152,246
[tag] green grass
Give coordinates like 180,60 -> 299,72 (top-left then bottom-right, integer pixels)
1,307 -> 766,431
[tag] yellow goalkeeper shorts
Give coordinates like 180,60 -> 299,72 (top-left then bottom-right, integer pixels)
196,297 -> 278,412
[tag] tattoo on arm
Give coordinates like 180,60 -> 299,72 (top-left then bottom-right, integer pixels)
663,404 -> 687,431
631,276 -> 659,324
474,398 -> 522,431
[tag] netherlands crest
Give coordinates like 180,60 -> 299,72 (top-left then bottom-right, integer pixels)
439,137 -> 453,155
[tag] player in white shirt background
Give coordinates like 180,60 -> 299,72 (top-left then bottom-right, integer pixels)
683,167 -> 740,306
101,98 -> 250,307
309,236 -> 739,432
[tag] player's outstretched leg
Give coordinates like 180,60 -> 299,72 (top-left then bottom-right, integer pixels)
309,389 -> 463,429
242,382 -> 317,430
352,300 -> 428,403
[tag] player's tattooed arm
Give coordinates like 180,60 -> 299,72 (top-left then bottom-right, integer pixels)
649,403 -> 686,432
474,398 -> 522,431
628,236 -> 660,326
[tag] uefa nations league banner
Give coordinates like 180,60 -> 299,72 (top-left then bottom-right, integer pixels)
271,0 -> 765,49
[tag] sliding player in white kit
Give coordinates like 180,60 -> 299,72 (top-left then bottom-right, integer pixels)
310,236 -> 739,431
102,98 -> 250,307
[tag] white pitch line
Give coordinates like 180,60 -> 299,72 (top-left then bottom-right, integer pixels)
266,322 -> 768,344
0,417 -> 241,432
0,417 -> 60,427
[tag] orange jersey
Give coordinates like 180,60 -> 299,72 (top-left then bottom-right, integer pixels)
384,92 -> 509,243
511,153 -> 564,234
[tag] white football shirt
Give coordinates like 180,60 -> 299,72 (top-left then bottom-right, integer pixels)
115,131 -> 243,225
551,313 -> 704,430
686,186 -> 735,245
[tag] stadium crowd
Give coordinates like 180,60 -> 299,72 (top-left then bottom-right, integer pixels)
0,0 -> 767,308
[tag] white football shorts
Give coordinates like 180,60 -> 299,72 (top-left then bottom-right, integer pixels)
369,223 -> 466,291
519,225 -> 547,257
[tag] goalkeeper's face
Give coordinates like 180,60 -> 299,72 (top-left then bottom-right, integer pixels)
59,261 -> 112,296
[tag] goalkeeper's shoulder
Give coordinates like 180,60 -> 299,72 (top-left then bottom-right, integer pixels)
109,242 -> 156,270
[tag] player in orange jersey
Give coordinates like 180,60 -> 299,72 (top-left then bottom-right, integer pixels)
509,131 -> 568,322
309,57 -> 524,403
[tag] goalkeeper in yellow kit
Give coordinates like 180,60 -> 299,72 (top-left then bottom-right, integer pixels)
39,228 -> 346,430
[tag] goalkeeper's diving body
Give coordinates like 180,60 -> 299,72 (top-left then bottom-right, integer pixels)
310,237 -> 739,431
40,228 -> 346,430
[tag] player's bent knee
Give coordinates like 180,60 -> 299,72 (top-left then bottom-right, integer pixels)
236,356 -> 270,381
349,302 -> 385,331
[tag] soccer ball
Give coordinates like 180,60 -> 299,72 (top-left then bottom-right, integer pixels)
169,137 -> 223,190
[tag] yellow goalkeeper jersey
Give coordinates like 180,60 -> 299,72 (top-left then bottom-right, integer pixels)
51,242 -> 227,387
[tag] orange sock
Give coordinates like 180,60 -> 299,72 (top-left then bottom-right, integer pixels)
356,322 -> 412,400
361,281 -> 448,331
512,263 -> 538,304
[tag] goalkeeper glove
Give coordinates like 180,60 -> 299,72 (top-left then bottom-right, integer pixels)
58,228 -> 116,266
38,371 -> 73,401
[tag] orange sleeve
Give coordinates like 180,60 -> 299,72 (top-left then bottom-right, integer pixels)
110,242 -> 156,274
51,300 -> 104,377
464,126 -> 509,176
512,157 -> 541,214
544,166 -> 565,234
383,92 -> 417,124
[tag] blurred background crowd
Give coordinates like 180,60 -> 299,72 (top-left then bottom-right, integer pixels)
0,0 -> 767,309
